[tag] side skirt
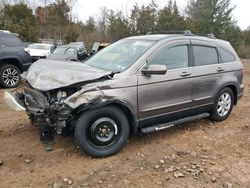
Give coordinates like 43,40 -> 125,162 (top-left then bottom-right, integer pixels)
139,113 -> 210,134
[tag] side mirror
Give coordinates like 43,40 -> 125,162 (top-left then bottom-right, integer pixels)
141,64 -> 167,75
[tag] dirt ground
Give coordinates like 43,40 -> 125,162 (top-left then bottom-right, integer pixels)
0,61 -> 250,188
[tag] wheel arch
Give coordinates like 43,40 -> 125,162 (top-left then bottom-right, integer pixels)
217,83 -> 238,105
73,99 -> 138,134
0,58 -> 22,72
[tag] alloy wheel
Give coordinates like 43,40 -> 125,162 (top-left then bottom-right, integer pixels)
2,67 -> 20,86
217,92 -> 232,117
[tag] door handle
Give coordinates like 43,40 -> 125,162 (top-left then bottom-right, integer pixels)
217,67 -> 224,72
180,71 -> 191,77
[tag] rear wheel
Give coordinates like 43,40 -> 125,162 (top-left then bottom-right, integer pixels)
211,87 -> 234,121
0,64 -> 21,88
75,105 -> 129,157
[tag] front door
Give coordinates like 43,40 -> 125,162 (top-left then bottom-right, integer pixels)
137,40 -> 193,127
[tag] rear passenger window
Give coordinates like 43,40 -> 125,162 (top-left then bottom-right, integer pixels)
193,45 -> 218,66
218,47 -> 235,63
148,45 -> 188,70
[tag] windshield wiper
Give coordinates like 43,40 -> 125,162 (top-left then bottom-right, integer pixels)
107,71 -> 120,79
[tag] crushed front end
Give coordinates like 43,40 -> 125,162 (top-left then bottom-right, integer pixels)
4,83 -> 77,134
24,83 -> 76,134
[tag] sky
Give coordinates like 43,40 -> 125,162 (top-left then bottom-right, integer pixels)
73,0 -> 250,30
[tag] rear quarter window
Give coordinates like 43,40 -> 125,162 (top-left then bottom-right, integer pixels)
193,45 -> 219,66
217,47 -> 236,63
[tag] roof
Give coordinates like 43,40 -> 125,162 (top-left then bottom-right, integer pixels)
0,30 -> 19,37
125,33 -> 231,47
126,34 -> 177,41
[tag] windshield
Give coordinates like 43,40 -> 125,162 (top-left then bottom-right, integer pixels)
28,44 -> 50,50
53,47 -> 77,55
85,39 -> 155,72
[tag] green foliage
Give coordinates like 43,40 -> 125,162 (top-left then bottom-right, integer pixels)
35,0 -> 70,41
107,10 -> 130,42
245,29 -> 250,46
186,0 -> 234,34
130,0 -> 158,34
218,24 -> 243,50
0,0 -> 245,50
1,3 -> 37,41
155,0 -> 186,31
186,0 -> 242,49
85,17 -> 96,33
64,23 -> 79,43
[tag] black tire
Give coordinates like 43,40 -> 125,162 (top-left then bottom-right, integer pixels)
210,87 -> 234,122
75,105 -> 129,157
0,64 -> 21,88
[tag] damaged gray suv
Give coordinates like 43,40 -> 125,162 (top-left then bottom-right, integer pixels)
4,32 -> 244,157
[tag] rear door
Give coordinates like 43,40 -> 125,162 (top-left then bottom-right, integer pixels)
190,40 -> 232,111
138,40 -> 194,126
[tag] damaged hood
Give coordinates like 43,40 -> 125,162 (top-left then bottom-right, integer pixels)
26,59 -> 112,91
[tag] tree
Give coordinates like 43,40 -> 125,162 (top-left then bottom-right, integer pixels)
129,3 -> 140,35
186,0 -> 242,49
107,10 -> 130,42
77,17 -> 98,50
155,0 -> 186,31
64,23 -> 79,43
97,7 -> 109,41
129,0 -> 158,35
186,0 -> 234,33
1,2 -> 37,41
244,27 -> 250,46
35,0 -> 70,42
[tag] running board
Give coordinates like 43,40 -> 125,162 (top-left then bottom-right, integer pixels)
140,113 -> 210,134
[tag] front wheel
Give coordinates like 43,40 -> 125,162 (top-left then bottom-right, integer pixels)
210,87 -> 234,121
75,105 -> 129,157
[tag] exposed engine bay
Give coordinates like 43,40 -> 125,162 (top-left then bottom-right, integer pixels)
11,59 -> 115,134
24,83 -> 75,134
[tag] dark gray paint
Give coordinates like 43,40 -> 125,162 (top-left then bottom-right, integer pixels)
18,34 -> 244,133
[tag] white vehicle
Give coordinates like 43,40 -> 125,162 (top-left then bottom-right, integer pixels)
25,43 -> 56,62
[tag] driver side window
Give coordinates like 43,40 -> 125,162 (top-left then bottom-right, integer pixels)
148,45 -> 188,70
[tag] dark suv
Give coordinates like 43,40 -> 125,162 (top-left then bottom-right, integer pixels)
4,31 -> 244,157
0,31 -> 32,88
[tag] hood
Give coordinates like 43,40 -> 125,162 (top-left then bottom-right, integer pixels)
26,59 -> 112,91
27,49 -> 50,57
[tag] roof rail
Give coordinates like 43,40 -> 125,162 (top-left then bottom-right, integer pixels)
194,32 -> 216,39
146,30 -> 193,36
206,33 -> 216,38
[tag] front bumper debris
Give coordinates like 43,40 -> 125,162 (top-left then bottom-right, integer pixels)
4,91 -> 26,111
